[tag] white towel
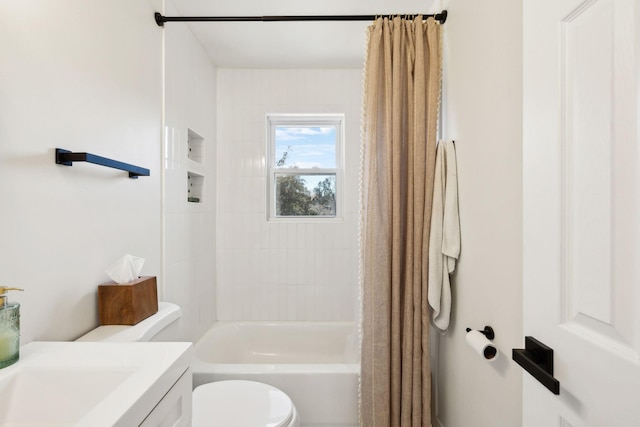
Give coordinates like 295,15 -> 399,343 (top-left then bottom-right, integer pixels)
428,140 -> 460,331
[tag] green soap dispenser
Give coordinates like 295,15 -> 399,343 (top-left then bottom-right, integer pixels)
0,287 -> 23,368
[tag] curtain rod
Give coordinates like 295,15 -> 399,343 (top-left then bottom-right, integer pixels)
154,11 -> 447,27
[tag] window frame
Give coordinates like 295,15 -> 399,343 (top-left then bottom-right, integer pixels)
266,114 -> 345,221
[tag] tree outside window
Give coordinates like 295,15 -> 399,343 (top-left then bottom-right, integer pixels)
268,115 -> 343,219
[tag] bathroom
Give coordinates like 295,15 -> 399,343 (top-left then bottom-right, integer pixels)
0,0 -> 540,425
2,0 -> 638,426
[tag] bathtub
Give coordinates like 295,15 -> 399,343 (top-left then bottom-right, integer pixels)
192,321 -> 360,426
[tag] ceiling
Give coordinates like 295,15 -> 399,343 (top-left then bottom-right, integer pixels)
168,0 -> 438,68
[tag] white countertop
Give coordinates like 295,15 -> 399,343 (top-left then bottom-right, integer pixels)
0,341 -> 193,427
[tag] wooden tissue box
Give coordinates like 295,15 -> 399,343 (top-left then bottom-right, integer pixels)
98,276 -> 158,325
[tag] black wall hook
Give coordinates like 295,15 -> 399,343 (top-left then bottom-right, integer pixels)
466,326 -> 495,340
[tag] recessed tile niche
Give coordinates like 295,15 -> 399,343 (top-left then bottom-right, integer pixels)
187,171 -> 204,203
187,129 -> 204,164
187,128 -> 205,204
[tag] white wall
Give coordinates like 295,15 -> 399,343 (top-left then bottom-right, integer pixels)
432,0 -> 523,426
216,69 -> 361,321
162,0 -> 218,341
0,0 -> 163,343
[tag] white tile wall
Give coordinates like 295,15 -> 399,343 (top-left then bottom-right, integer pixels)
216,69 -> 362,321
163,0 -> 217,341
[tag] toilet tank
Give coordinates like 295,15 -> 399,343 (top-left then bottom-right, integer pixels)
76,302 -> 181,342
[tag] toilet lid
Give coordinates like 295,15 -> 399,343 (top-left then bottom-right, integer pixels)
193,380 -> 295,427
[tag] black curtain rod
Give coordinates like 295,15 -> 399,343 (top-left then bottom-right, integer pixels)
154,11 -> 447,27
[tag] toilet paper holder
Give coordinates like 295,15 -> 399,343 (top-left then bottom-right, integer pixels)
465,325 -> 498,361
466,325 -> 495,340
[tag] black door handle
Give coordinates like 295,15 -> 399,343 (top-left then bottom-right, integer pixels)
512,336 -> 560,395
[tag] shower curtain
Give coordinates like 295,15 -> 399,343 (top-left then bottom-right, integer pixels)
360,16 -> 441,427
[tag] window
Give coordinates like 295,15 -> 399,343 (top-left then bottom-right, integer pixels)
267,114 -> 343,220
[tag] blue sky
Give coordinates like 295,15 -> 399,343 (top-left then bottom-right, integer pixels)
274,126 -> 336,169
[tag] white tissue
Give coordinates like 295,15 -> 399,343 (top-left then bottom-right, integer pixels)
465,330 -> 498,362
105,254 -> 145,284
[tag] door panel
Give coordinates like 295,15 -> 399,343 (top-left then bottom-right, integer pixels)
561,0 -> 638,355
523,0 -> 639,425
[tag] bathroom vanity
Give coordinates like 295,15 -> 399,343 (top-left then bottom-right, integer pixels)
0,341 -> 193,426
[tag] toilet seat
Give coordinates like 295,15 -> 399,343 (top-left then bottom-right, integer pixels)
192,380 -> 299,427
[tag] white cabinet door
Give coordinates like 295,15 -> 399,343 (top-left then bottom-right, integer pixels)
522,0 -> 640,426
140,369 -> 192,427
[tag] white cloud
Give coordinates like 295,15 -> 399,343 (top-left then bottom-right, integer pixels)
276,127 -> 334,141
282,144 -> 335,156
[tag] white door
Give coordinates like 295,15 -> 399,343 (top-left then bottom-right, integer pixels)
522,0 -> 639,426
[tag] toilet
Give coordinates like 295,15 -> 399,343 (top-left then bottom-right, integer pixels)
193,379 -> 299,427
77,302 -> 300,427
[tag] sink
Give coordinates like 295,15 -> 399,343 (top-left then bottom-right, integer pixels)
0,367 -> 135,425
0,341 -> 192,427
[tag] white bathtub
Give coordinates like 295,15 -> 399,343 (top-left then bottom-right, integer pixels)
192,321 -> 360,427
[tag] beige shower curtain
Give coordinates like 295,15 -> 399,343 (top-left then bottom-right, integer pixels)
360,16 -> 441,427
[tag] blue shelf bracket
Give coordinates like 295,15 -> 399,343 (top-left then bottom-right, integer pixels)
55,148 -> 150,179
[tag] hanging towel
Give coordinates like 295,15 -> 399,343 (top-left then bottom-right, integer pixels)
428,140 -> 461,331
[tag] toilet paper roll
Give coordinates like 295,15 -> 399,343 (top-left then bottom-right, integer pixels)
465,330 -> 498,361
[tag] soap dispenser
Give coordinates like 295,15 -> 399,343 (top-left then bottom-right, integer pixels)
0,287 -> 23,368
